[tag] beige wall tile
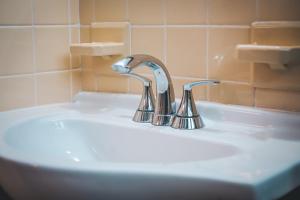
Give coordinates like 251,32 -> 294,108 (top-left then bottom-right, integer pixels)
95,0 -> 127,22
71,28 -> 81,68
167,28 -> 206,78
34,0 -> 69,25
97,75 -> 128,93
209,82 -> 254,106
128,0 -> 164,25
252,27 -> 300,46
131,27 -> 164,74
166,0 -> 206,25
207,0 -> 256,25
0,0 -> 32,25
128,75 -> 156,95
0,76 -> 35,111
255,88 -> 300,112
35,27 -> 70,72
82,70 -> 97,91
91,56 -> 124,76
72,70 -> 82,96
172,78 -> 207,100
259,0 -> 300,21
80,27 -> 91,43
91,28 -> 124,42
252,64 -> 300,91
70,0 -> 80,24
79,0 -> 93,25
0,28 -> 34,75
208,28 -> 251,82
36,72 -> 71,105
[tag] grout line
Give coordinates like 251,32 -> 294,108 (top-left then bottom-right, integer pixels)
127,0 -> 131,92
31,0 -> 38,106
80,24 -> 91,28
253,87 -> 257,107
205,0 -> 208,25
79,24 -> 250,29
131,24 -> 250,29
125,0 -> 129,21
163,0 -> 167,64
92,0 -> 96,22
255,0 -> 259,21
0,24 -> 80,28
67,0 -> 73,99
205,26 -> 209,100
0,69 -> 82,80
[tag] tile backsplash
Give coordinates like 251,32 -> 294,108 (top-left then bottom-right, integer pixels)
1,0 -> 300,112
0,0 -> 81,111
80,0 -> 300,112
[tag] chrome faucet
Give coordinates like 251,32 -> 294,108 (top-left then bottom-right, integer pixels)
171,80 -> 220,129
121,73 -> 155,123
112,54 -> 176,126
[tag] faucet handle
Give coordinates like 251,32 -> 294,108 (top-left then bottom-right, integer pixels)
171,80 -> 220,129
121,73 -> 155,123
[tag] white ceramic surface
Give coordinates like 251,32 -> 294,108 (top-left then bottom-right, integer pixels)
70,42 -> 125,56
236,44 -> 300,70
0,92 -> 300,200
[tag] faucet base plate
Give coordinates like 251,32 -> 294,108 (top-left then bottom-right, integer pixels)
133,110 -> 154,123
152,114 -> 174,126
171,115 -> 204,130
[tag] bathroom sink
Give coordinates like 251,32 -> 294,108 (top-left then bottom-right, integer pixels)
4,118 -> 238,164
0,92 -> 300,200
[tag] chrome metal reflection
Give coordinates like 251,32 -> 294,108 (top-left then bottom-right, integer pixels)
112,54 -> 176,126
171,80 -> 220,130
121,73 -> 155,123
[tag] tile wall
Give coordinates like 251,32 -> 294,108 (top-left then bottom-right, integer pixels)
0,0 -> 81,111
79,0 -> 300,112
1,0 -> 300,112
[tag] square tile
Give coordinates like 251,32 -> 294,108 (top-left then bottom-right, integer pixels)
166,0 -> 206,25
128,0 -> 164,25
36,72 -> 71,105
97,75 -> 128,93
0,76 -> 35,111
259,0 -> 300,21
0,28 -> 34,75
0,0 -> 32,25
208,28 -> 251,82
252,63 -> 300,91
79,0 -> 93,25
209,82 -> 254,106
95,0 -> 127,22
255,88 -> 300,112
207,0 -> 256,25
167,28 -> 206,78
34,0 -> 69,24
35,27 -> 70,72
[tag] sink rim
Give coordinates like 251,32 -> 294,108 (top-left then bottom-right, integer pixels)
0,92 -> 300,197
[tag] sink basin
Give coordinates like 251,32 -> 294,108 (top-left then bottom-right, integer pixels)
5,118 -> 237,164
0,92 -> 300,200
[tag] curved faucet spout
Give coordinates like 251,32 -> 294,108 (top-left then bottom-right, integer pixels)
112,54 -> 176,126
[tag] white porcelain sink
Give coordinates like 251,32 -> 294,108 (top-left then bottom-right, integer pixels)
5,117 -> 238,164
0,92 -> 300,200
